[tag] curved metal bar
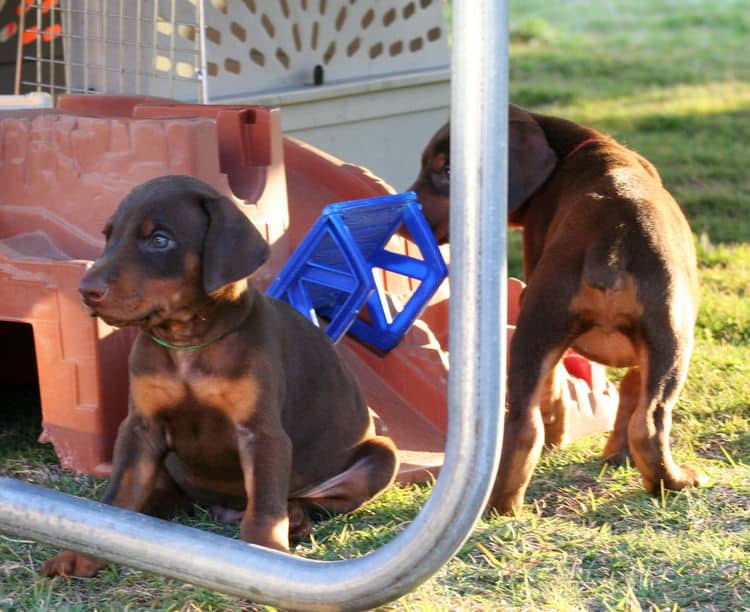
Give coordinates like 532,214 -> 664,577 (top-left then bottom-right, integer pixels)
0,1 -> 509,609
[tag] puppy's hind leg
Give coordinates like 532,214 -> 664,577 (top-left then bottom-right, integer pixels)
628,320 -> 706,494
602,366 -> 640,465
291,436 -> 398,520
488,272 -> 583,516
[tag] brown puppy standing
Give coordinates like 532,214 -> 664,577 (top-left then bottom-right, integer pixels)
42,175 -> 397,577
411,105 -> 704,515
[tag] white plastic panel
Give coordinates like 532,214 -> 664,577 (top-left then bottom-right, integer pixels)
202,0 -> 449,99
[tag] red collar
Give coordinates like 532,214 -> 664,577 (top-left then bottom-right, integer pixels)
565,137 -> 599,159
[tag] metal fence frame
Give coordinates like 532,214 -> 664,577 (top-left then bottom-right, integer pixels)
0,1 -> 509,609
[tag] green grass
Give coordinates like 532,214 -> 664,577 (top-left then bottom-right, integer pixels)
3,1 -> 750,609
508,0 -> 750,248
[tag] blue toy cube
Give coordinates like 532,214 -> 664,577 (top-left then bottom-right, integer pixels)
266,191 -> 448,351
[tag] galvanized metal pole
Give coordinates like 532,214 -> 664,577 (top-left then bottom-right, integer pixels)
0,1 -> 509,609
197,0 -> 209,104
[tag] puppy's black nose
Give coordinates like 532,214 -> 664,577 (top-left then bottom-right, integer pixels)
79,278 -> 109,305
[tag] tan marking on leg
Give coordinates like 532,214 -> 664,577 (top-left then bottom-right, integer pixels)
489,351 -> 557,515
603,367 -> 640,463
539,361 -> 569,448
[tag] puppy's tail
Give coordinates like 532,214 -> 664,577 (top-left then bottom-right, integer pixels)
581,228 -> 629,291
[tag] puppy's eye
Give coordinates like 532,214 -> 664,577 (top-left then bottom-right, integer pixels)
148,232 -> 173,250
430,163 -> 450,194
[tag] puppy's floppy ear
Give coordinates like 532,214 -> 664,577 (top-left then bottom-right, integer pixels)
508,104 -> 558,212
201,194 -> 270,294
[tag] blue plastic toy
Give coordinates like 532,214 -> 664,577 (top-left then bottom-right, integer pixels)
266,191 -> 448,351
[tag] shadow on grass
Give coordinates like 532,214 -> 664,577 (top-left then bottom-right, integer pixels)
729,431 -> 750,464
694,423 -> 750,467
0,384 -> 51,467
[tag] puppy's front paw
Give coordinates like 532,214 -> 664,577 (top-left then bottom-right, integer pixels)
241,515 -> 290,552
42,551 -> 108,578
288,501 -> 312,545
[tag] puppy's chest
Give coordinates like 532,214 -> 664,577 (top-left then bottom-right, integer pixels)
130,354 -> 260,423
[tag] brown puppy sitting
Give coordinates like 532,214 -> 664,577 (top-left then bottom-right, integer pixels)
411,105 -> 704,515
42,175 -> 398,577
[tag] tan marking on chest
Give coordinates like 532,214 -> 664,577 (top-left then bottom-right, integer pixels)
130,371 -> 260,423
130,373 -> 186,419
189,375 -> 260,423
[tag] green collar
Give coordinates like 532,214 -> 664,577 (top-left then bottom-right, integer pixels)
149,327 -> 237,351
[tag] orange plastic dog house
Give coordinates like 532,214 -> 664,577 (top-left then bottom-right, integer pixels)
0,96 -> 452,480
0,97 -> 616,483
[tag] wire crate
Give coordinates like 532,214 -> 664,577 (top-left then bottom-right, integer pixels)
18,0 -> 205,102
17,0 -> 448,104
